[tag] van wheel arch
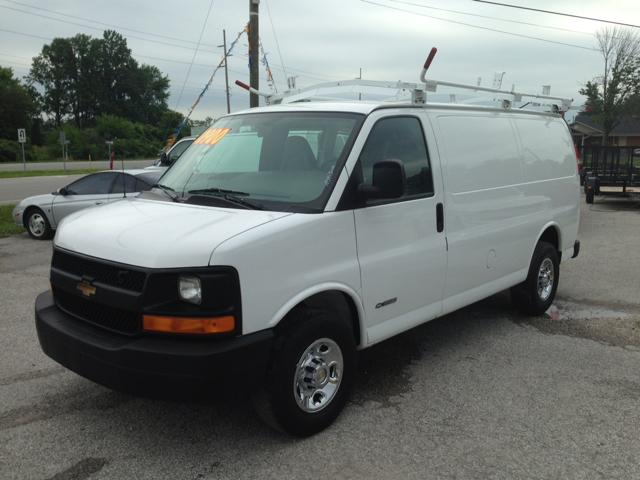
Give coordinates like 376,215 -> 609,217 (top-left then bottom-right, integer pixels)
537,226 -> 559,253
298,290 -> 361,347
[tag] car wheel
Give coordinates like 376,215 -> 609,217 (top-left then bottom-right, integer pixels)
252,308 -> 357,437
511,241 -> 559,316
26,208 -> 53,240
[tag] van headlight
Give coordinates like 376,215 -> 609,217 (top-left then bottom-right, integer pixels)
178,275 -> 202,305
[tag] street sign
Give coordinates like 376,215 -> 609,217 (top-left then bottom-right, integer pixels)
18,129 -> 27,174
60,131 -> 66,145
105,141 -> 114,145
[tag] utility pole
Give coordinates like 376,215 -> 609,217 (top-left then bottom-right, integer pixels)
249,0 -> 260,108
223,30 -> 231,113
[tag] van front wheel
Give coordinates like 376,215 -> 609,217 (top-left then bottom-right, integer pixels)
252,309 -> 357,437
511,242 -> 559,316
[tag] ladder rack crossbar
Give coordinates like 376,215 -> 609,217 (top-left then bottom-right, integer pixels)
423,77 -> 572,111
260,79 -> 419,105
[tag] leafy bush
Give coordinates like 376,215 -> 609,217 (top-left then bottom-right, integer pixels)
0,139 -> 32,163
31,145 -> 55,162
96,115 -> 136,140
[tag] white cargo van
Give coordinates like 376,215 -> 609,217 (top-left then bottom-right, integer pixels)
35,62 -> 580,437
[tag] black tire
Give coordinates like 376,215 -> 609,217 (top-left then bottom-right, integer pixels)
252,308 -> 357,437
26,208 -> 53,240
511,241 -> 559,316
586,188 -> 594,204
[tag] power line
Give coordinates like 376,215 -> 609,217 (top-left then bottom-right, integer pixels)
473,0 -> 640,29
0,27 -> 51,41
0,5 -> 222,54
264,0 -> 288,81
165,0 -> 216,142
361,0 -> 595,50
1,0 -> 224,49
389,0 -> 594,36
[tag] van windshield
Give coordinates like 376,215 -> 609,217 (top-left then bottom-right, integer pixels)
158,112 -> 363,212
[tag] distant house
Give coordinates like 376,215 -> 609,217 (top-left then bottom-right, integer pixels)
569,115 -> 640,147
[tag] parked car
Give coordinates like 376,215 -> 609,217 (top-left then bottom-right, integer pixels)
146,136 -> 197,169
12,169 -> 164,240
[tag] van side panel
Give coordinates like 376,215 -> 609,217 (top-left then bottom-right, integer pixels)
515,117 -> 577,182
514,116 -> 580,256
431,111 -> 579,312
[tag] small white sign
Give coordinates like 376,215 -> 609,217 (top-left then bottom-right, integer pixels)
18,129 -> 26,143
60,131 -> 66,145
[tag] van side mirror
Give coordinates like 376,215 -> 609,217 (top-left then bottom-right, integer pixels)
359,159 -> 406,201
159,152 -> 171,166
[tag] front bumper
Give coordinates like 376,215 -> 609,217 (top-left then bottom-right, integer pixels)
12,205 -> 24,227
35,291 -> 273,402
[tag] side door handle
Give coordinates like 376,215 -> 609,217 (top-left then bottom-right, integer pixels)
95,201 -> 104,205
436,203 -> 444,233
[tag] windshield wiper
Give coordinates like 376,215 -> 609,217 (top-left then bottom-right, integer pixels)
188,188 -> 264,210
188,187 -> 251,196
152,183 -> 180,202
222,194 -> 264,210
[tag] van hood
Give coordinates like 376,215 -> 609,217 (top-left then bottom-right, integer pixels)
54,197 -> 292,268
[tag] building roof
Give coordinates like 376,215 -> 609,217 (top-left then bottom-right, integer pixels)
570,114 -> 640,135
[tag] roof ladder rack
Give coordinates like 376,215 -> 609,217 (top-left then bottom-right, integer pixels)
235,47 -> 573,112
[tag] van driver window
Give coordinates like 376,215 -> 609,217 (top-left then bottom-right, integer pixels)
359,117 -> 433,197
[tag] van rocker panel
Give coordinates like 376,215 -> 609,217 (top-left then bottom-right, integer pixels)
35,291 -> 274,402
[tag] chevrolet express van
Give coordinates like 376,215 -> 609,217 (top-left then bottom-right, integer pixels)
35,91 -> 581,436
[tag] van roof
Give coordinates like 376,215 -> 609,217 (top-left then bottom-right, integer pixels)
228,101 -> 562,118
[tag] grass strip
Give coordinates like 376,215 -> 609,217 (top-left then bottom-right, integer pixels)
0,169 -> 95,179
0,204 -> 24,238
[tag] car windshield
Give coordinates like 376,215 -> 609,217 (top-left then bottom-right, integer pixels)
158,111 -> 363,212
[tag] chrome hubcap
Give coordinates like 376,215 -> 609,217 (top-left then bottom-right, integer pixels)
294,338 -> 343,412
29,214 -> 46,236
537,258 -> 554,301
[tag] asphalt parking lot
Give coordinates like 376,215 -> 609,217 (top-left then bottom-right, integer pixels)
1,192 -> 639,480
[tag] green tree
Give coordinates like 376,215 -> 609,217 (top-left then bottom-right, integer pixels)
28,30 -> 170,129
120,64 -> 170,125
579,26 -> 640,145
0,65 -> 39,141
191,116 -> 214,128
28,37 -> 75,127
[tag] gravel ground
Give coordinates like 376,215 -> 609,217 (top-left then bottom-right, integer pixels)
1,192 -> 639,480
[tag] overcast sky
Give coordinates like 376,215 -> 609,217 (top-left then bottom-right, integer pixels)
2,0 -> 640,124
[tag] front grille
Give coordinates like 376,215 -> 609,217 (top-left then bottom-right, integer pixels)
52,250 -> 146,292
52,286 -> 140,335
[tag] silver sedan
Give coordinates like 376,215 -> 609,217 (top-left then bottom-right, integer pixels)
12,169 -> 163,240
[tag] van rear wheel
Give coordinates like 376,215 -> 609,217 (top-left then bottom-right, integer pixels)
511,241 -> 559,316
252,308 -> 357,437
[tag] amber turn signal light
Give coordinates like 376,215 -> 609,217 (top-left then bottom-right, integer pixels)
143,315 -> 235,334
